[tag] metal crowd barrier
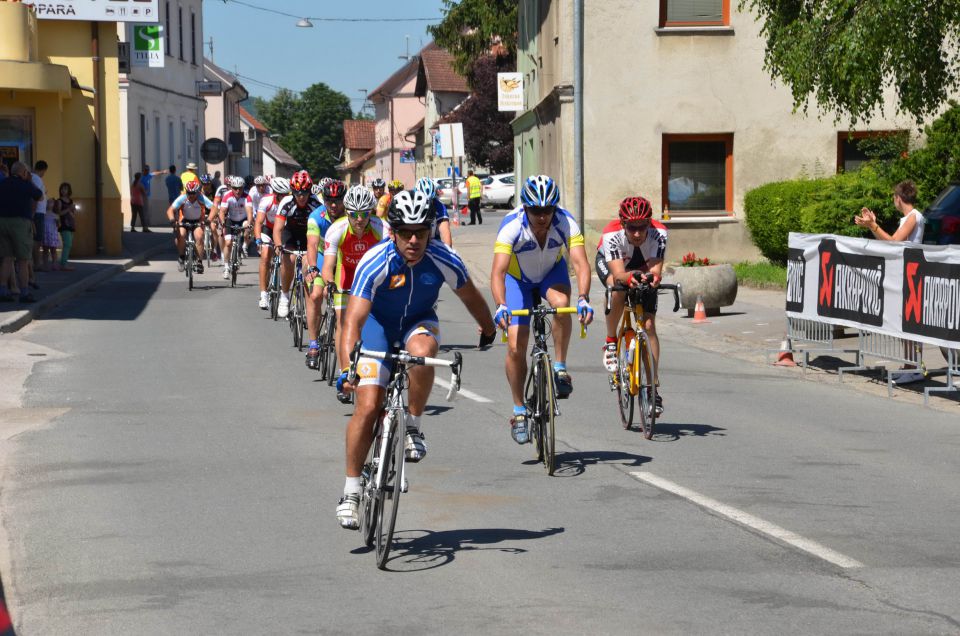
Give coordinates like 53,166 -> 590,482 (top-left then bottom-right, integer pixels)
771,316 -> 858,373
925,348 -> 959,406
839,329 -> 925,396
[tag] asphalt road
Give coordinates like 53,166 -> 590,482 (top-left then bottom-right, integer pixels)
2,222 -> 960,634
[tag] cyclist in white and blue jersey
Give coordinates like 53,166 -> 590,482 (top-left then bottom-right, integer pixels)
490,175 -> 594,444
334,190 -> 496,529
415,177 -> 453,248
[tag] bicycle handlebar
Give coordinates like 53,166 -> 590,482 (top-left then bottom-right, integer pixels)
347,341 -> 463,401
605,281 -> 682,314
499,305 -> 587,342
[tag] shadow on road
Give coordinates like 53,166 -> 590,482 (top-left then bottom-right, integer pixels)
649,422 -> 727,441
43,271 -> 163,322
366,526 -> 565,572
548,450 -> 652,477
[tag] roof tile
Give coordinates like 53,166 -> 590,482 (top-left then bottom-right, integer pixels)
342,119 -> 375,150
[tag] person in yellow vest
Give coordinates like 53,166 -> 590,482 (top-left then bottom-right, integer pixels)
180,162 -> 199,191
465,170 -> 483,225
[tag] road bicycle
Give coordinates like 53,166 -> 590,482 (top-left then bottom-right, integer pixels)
227,222 -> 247,288
176,221 -> 204,292
281,245 -> 307,350
347,341 -> 462,570
267,247 -> 281,320
503,296 -> 586,476
605,281 -> 680,438
203,224 -> 213,270
317,283 -> 339,382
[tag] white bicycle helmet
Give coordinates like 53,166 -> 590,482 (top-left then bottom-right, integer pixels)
344,185 -> 377,213
520,174 -> 560,207
388,190 -> 435,227
254,175 -> 267,186
310,184 -> 322,196
229,175 -> 245,188
270,176 -> 290,195
415,177 -> 437,200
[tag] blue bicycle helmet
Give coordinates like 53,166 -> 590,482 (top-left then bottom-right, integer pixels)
520,175 -> 560,207
199,173 -> 213,185
415,177 -> 437,200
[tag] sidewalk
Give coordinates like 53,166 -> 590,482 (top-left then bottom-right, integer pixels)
0,229 -> 172,334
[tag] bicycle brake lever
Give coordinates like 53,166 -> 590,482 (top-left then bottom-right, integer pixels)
673,284 -> 682,313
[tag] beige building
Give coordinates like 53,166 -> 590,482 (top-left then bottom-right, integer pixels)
0,2 -> 123,256
368,55 -> 419,188
515,0 -> 919,261
202,58 -> 248,178
412,45 -> 470,182
337,119 -> 376,185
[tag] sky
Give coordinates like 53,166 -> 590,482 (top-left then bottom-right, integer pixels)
202,0 -> 448,114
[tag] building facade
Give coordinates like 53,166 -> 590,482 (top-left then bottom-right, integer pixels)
413,45 -> 471,181
203,58 -> 249,178
337,119 -> 376,185
515,0 -> 920,261
238,106 -> 265,178
262,137 -> 300,179
0,2 -> 123,256
368,53 -> 421,188
118,0 -> 206,226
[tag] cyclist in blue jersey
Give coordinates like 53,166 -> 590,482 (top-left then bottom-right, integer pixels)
491,175 -> 594,444
415,177 -> 453,248
334,190 -> 496,529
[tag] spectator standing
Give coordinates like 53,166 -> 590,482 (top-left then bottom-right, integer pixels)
212,170 -> 222,193
164,165 -> 181,204
41,197 -> 60,268
140,164 -> 164,229
31,160 -> 48,270
0,162 -> 43,302
53,182 -> 77,270
465,170 -> 483,225
130,172 -> 148,232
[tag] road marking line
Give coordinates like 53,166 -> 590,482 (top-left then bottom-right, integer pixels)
433,377 -> 492,403
629,471 -> 864,569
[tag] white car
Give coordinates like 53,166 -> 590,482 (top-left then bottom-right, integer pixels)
481,173 -> 515,208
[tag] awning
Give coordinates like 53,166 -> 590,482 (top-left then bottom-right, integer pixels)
0,60 -> 72,98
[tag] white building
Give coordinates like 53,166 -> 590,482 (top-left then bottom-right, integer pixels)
118,0 -> 206,225
203,58 -> 249,179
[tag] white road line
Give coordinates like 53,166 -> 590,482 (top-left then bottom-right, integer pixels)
629,471 -> 864,569
433,376 -> 493,403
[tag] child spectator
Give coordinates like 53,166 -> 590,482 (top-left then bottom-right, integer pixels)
53,182 -> 77,271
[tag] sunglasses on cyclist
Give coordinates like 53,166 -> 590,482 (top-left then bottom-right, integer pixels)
292,189 -> 310,196
346,210 -> 370,220
394,227 -> 430,240
525,206 -> 555,217
624,223 -> 650,233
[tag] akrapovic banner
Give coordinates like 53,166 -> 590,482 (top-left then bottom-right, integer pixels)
787,233 -> 960,349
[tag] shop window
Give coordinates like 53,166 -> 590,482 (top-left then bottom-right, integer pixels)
662,133 -> 733,214
660,0 -> 729,27
0,113 -> 34,170
837,131 -> 906,173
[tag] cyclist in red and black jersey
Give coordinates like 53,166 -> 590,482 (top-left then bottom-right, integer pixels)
272,171 -> 321,318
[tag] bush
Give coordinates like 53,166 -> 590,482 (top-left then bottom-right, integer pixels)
799,164 -> 896,236
885,100 -> 960,207
744,178 -> 823,264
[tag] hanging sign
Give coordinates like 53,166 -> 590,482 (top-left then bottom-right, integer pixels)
131,24 -> 163,68
31,0 -> 160,22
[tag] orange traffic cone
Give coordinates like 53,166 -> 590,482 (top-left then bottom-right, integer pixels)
773,339 -> 797,367
451,209 -> 460,226
692,295 -> 710,324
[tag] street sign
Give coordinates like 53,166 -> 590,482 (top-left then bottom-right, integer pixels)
32,0 -> 159,22
399,149 -> 416,164
131,24 -> 163,68
438,123 -> 464,159
196,81 -> 222,96
497,72 -> 524,112
447,166 -> 461,177
200,138 -> 228,164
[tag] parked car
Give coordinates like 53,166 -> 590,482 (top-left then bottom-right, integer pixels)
436,178 -> 455,206
923,182 -> 960,245
482,173 -> 516,208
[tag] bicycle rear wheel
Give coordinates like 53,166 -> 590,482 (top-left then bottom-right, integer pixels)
186,243 -> 195,291
538,355 -> 557,475
269,262 -> 280,320
294,282 -> 306,351
230,245 -> 239,288
322,310 -> 337,384
375,412 -> 403,569
636,331 -> 657,439
616,330 -> 635,429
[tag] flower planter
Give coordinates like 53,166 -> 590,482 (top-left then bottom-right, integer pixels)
664,263 -> 738,317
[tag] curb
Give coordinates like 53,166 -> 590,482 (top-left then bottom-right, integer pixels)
0,242 -> 170,334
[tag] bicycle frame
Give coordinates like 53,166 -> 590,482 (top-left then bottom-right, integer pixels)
606,282 -> 681,392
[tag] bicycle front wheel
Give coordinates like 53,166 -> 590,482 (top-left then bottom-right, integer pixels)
294,283 -> 306,351
186,244 -> 195,291
322,310 -> 337,385
269,263 -> 280,320
375,412 -> 403,569
615,331 -> 635,429
230,247 -> 239,287
531,355 -> 557,475
636,330 -> 657,440
359,414 -> 384,548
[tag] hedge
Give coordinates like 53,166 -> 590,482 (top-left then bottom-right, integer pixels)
743,178 -> 823,264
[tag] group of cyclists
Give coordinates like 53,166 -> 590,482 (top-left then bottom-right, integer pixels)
167,167 -> 670,531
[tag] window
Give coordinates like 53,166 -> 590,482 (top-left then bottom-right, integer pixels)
181,121 -> 187,164
660,0 -> 729,27
190,12 -> 197,65
193,124 -> 199,161
168,120 -> 175,166
177,6 -> 184,61
662,133 -> 733,214
164,2 -> 171,56
154,115 -> 161,167
837,131 -> 905,173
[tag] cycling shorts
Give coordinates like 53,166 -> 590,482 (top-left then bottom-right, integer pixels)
504,258 -> 570,326
595,251 -> 659,314
281,228 -> 307,251
259,232 -> 273,245
224,220 -> 246,240
332,290 -> 349,310
355,311 -> 440,389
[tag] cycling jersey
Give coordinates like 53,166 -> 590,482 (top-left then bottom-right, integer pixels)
171,193 -> 214,222
276,196 -> 320,236
597,219 -> 667,271
432,199 -> 449,239
353,239 -> 468,331
214,185 -> 230,202
494,206 -> 585,283
248,187 -> 265,215
323,216 -> 386,291
257,193 -> 281,231
375,193 -> 392,218
220,190 -> 252,222
306,204 -> 334,241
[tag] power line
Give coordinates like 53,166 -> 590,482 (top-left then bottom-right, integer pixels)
221,0 -> 441,22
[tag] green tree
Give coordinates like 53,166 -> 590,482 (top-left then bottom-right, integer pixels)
445,55 -> 514,172
254,84 -> 352,178
740,0 -> 960,123
429,0 -> 517,78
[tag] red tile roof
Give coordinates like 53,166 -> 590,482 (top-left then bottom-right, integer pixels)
343,119 -> 375,150
239,106 -> 268,132
338,148 -> 375,172
417,46 -> 469,95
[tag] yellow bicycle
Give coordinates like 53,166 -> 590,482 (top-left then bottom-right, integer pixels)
606,281 -> 680,438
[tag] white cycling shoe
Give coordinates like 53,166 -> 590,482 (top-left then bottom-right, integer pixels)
602,342 -> 618,373
337,493 -> 360,529
258,292 -> 268,309
278,296 -> 290,318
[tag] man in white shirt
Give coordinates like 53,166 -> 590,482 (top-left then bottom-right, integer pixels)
30,160 -> 48,274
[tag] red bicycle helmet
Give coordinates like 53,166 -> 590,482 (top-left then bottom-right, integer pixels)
322,179 -> 347,200
618,196 -> 653,222
290,170 -> 313,193
184,179 -> 202,194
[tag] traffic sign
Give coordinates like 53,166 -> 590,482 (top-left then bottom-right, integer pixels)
201,138 -> 228,164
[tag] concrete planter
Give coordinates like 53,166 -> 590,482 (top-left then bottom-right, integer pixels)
665,263 -> 738,316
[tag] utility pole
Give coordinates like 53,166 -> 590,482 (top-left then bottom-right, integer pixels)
206,36 -> 214,61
